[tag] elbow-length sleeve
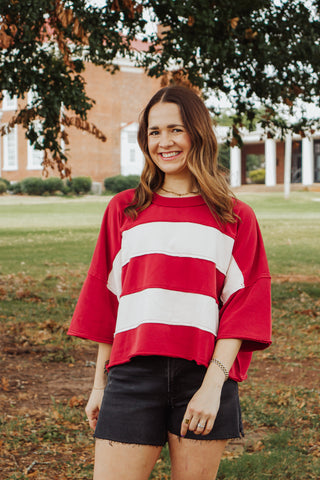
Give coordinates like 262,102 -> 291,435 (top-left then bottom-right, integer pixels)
217,201 -> 272,381
67,196 -> 124,344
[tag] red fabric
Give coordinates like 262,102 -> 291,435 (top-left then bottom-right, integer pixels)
68,189 -> 272,382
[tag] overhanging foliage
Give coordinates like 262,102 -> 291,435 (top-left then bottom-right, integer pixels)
1,0 -> 320,175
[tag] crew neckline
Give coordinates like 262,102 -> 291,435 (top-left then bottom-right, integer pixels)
152,192 -> 205,207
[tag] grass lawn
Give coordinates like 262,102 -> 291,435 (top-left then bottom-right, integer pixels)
0,191 -> 319,479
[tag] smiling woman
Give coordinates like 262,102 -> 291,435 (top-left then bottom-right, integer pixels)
147,102 -> 193,183
125,85 -> 236,223
68,86 -> 272,480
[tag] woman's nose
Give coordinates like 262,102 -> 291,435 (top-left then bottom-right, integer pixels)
159,132 -> 174,148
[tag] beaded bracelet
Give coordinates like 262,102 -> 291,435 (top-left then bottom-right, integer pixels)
210,358 -> 229,381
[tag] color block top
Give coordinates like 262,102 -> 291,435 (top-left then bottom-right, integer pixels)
68,189 -> 272,382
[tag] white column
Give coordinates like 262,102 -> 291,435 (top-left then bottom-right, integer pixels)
265,139 -> 277,186
302,137 -> 314,186
284,133 -> 292,199
230,146 -> 241,187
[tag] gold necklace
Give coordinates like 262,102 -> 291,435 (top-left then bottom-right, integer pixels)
159,186 -> 200,197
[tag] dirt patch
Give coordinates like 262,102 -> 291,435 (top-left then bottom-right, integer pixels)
1,348 -> 96,411
1,345 -> 315,464
248,356 -> 318,391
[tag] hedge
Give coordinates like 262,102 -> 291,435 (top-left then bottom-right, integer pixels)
43,177 -> 64,194
67,176 -> 92,194
7,176 -> 93,195
21,177 -> 45,195
0,178 -> 10,189
8,182 -> 22,194
248,169 -> 265,184
104,175 -> 140,193
0,180 -> 7,194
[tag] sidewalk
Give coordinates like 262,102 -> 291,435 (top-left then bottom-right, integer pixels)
232,183 -> 320,193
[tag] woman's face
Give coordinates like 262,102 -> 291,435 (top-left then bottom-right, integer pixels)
147,102 -> 192,177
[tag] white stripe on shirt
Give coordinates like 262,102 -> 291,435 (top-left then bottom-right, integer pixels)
114,287 -> 219,335
220,256 -> 245,304
122,222 -> 234,273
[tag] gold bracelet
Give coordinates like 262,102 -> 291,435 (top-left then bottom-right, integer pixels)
210,359 -> 229,381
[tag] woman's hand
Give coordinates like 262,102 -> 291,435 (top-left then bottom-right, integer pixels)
180,382 -> 223,437
85,387 -> 105,431
85,342 -> 111,430
180,338 -> 243,437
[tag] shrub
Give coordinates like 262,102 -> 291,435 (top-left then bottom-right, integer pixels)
8,182 -> 22,194
0,180 -> 7,194
62,182 -> 72,195
68,176 -> 92,195
0,178 -> 10,189
104,175 -> 140,193
21,177 -> 45,195
43,177 -> 64,194
248,169 -> 265,184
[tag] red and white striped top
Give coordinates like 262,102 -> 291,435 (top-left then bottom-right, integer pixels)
68,189 -> 272,382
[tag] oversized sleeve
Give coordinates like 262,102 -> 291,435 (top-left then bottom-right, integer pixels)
217,202 -> 272,380
67,196 -> 123,343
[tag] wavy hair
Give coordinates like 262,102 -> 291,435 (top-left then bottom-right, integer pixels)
124,85 -> 236,223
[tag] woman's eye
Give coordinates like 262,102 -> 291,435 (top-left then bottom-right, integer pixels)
173,128 -> 182,133
149,131 -> 159,136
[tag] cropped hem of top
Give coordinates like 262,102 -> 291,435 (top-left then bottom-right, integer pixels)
68,188 -> 272,383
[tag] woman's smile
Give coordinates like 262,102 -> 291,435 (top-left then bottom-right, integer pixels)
147,102 -> 192,177
158,151 -> 182,160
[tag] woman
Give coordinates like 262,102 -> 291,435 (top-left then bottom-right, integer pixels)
68,85 -> 272,480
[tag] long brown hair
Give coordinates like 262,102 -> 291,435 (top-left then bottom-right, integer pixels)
124,86 -> 236,223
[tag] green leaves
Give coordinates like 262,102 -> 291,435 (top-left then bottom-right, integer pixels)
1,0 -> 320,174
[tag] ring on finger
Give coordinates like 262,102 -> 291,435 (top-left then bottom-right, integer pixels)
184,418 -> 190,425
197,422 -> 206,429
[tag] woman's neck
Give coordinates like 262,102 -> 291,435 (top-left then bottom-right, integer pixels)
159,176 -> 199,197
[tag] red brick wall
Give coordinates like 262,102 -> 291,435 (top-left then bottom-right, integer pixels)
276,141 -> 285,184
1,63 -> 160,183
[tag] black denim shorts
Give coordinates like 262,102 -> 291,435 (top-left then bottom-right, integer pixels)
94,355 -> 244,446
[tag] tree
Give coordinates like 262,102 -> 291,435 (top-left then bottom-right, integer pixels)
0,0 -> 144,176
1,0 -> 320,176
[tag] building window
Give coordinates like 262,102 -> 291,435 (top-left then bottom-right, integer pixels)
2,90 -> 18,111
128,132 -> 137,144
27,122 -> 44,170
129,148 -> 136,162
28,143 -> 44,170
3,126 -> 18,170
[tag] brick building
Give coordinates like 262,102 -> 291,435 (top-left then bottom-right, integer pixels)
0,52 -> 160,185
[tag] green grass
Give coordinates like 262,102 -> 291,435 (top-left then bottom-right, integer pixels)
238,191 -> 320,276
1,191 -> 319,479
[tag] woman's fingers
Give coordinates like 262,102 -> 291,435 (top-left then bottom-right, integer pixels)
180,415 -> 191,437
180,408 -> 217,437
85,388 -> 105,430
202,418 -> 214,436
180,412 -> 210,436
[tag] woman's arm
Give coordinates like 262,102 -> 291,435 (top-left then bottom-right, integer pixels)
180,338 -> 242,437
85,342 -> 112,431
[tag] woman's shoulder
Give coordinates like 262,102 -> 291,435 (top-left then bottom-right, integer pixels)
107,188 -> 136,210
232,197 -> 257,221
